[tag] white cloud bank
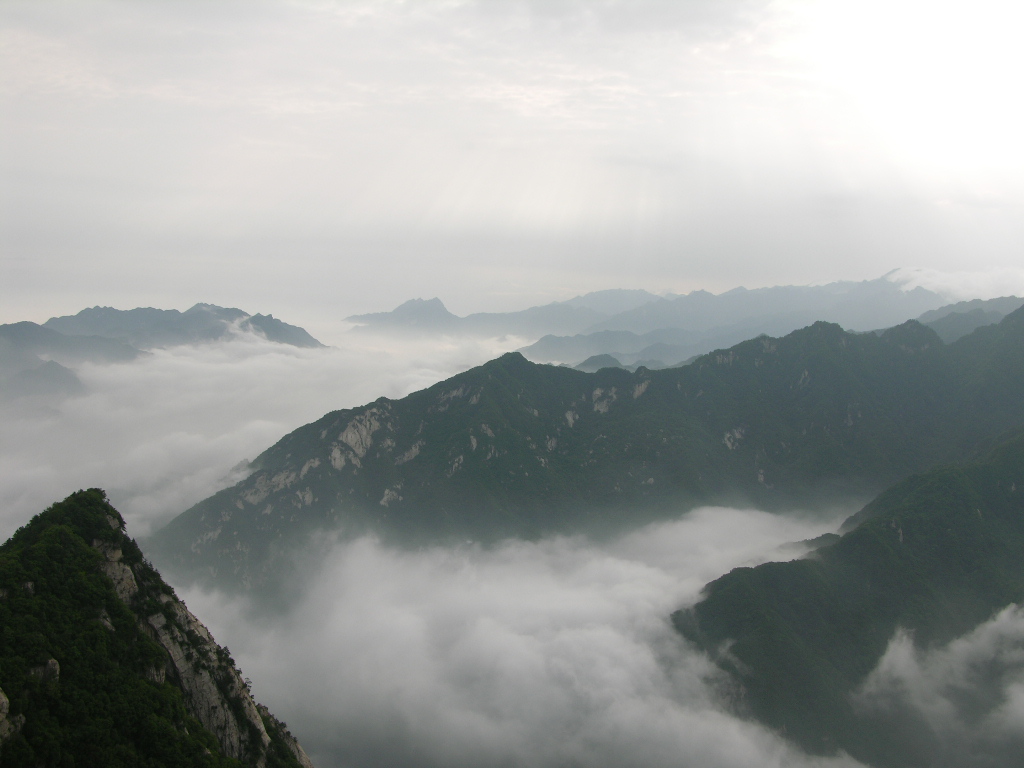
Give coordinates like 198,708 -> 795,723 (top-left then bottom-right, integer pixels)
183,508 -> 862,768
856,604 -> 1024,767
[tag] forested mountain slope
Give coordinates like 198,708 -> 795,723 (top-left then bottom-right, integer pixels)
674,429 -> 1024,767
0,490 -> 313,768
149,308 -> 1024,595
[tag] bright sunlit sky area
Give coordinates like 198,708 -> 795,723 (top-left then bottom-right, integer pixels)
3,0 -> 1024,339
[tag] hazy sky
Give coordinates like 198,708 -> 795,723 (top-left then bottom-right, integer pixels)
3,0 -> 1024,330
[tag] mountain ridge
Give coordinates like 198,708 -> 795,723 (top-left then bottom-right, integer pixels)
44,304 -> 324,350
148,306 -> 1024,598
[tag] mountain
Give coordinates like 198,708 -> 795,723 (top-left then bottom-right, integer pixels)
0,489 -> 314,768
346,289 -> 663,338
147,307 -> 1024,598
521,328 -> 699,367
1,360 -> 85,403
582,276 -> 946,335
573,354 -> 627,373
919,296 -> 1024,343
0,323 -> 139,403
673,428 -> 1024,767
44,304 -> 324,349
348,278 -> 943,344
0,322 -> 140,367
518,277 -> 953,367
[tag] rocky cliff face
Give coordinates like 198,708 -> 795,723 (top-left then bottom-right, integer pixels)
0,489 -> 314,767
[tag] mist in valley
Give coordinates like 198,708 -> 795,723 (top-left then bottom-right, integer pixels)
183,507 -> 859,768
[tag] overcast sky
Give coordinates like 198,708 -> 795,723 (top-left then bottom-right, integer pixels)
3,0 -> 1024,332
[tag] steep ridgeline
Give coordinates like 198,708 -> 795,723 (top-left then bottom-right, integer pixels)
148,307 -> 1024,596
673,429 -> 1024,768
0,490 -> 314,768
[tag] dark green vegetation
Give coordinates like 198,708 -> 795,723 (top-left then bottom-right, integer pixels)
149,306 -> 1024,597
0,490 -> 310,768
674,430 -> 1024,767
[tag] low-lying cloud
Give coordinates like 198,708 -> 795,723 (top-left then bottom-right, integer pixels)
183,508 -> 863,768
856,605 -> 1024,767
0,331 -> 523,539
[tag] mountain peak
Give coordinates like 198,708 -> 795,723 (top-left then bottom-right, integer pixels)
0,489 -> 314,766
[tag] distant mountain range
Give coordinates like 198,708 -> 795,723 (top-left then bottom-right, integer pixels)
346,274 -> 1023,369
347,275 -> 947,340
0,489 -> 314,767
148,305 -> 1024,599
550,295 -> 1024,371
44,303 -> 323,351
347,289 -> 664,338
0,304 -> 323,404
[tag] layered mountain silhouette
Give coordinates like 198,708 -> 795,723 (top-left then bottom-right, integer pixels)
346,291 -> 658,338
149,306 -> 1024,598
348,277 -> 950,342
520,292 -> 1022,369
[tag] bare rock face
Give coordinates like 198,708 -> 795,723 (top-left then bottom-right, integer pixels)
146,599 -> 270,764
0,686 -> 25,743
93,539 -> 139,602
29,658 -> 60,683
91,515 -> 312,767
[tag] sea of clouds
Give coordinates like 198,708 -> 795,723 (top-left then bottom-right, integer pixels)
5,325 -> 1024,767
184,508 -> 861,768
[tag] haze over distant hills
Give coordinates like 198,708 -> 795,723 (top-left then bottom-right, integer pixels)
347,275 -> 943,338
347,273 -> 1020,370
347,289 -> 665,338
554,294 -> 1024,372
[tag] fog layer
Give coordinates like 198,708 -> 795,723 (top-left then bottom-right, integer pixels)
856,605 -> 1024,767
183,508 -> 862,768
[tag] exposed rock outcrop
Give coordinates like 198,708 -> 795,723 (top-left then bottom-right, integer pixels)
1,489 -> 318,765
0,686 -> 25,743
89,512 -> 312,767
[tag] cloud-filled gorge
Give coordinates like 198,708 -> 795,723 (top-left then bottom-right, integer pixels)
184,509 -> 860,768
